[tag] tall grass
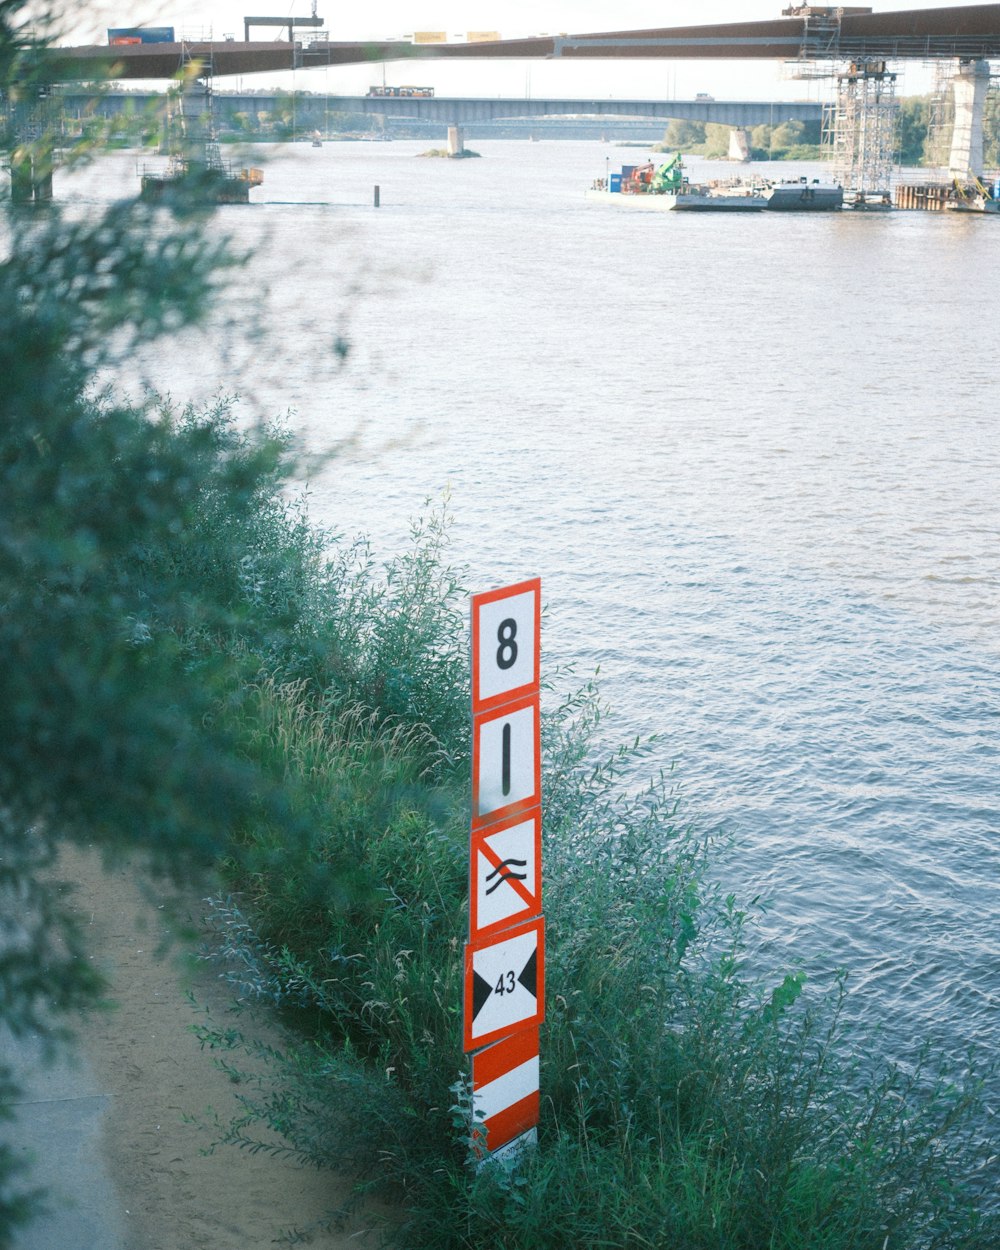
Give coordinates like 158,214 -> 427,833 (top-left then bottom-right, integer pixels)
199,671 -> 996,1248
169,398 -> 995,1249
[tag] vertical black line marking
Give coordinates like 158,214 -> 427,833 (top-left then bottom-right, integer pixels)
501,722 -> 511,796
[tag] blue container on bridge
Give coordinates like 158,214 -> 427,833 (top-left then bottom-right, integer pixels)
609,173 -> 622,192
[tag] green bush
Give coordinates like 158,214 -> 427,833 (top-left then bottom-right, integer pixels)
185,526 -> 996,1248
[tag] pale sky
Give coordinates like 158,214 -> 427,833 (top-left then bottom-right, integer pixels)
70,2 -> 968,98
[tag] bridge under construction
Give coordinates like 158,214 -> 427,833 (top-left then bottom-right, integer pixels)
4,3 -> 1000,208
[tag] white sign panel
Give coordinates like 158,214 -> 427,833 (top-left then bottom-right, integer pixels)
471,578 -> 540,713
472,695 -> 540,829
470,811 -> 541,939
463,917 -> 544,1052
474,1054 -> 539,1126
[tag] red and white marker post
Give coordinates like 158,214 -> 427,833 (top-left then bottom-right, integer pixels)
465,578 -> 543,1164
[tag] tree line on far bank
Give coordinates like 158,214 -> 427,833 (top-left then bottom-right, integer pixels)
657,91 -> 1000,165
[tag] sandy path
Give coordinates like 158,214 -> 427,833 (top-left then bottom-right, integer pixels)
60,846 -> 397,1250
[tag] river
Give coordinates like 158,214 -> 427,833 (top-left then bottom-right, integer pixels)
60,141 -> 999,1118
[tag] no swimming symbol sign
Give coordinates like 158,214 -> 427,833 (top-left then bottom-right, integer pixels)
470,811 -> 542,940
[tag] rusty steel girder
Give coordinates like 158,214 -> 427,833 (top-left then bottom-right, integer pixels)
45,5 -> 1000,82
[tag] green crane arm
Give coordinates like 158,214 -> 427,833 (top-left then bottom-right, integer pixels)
651,154 -> 683,193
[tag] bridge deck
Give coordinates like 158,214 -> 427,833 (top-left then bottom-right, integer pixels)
47,6 -> 1000,81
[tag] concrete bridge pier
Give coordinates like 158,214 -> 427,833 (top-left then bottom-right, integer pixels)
728,127 -> 751,162
7,83 -> 56,202
447,124 -> 465,155
949,59 -> 990,178
6,80 -> 59,202
10,144 -> 53,203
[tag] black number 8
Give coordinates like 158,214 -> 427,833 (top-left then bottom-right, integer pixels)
496,618 -> 518,670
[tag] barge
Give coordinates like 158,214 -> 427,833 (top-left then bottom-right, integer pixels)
587,157 -> 843,212
586,155 -> 763,211
760,177 -> 843,210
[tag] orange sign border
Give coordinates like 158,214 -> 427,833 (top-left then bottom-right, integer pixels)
471,577 -> 541,714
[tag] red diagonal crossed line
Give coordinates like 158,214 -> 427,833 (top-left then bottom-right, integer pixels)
479,834 -> 536,912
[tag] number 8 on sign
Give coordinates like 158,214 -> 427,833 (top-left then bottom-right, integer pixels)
496,618 -> 518,670
471,578 -> 541,713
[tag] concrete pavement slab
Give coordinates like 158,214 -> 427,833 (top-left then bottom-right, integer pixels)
1,1027 -> 126,1250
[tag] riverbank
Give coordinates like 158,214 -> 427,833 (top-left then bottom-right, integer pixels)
38,846 -> 395,1249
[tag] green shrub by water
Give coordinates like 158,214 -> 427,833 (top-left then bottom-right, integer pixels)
166,398 -> 996,1249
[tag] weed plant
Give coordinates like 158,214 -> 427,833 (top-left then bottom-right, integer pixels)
169,401 -> 996,1248
136,395 -> 470,773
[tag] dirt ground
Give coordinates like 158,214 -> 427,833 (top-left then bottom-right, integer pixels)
60,845 -> 398,1250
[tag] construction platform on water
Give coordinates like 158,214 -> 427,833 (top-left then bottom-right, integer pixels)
138,155 -> 264,204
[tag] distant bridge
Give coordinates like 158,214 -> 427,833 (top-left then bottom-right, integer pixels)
53,89 -> 823,130
293,97 -> 824,127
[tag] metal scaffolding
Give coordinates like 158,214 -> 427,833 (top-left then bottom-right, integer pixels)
825,59 -> 899,204
923,59 -> 957,170
138,42 -> 262,201
923,59 -> 1000,177
174,42 -> 224,171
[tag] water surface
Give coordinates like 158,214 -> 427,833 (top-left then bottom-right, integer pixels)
59,142 -> 1000,1111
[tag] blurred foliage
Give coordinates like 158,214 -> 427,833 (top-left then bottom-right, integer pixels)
0,1 -> 345,1238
